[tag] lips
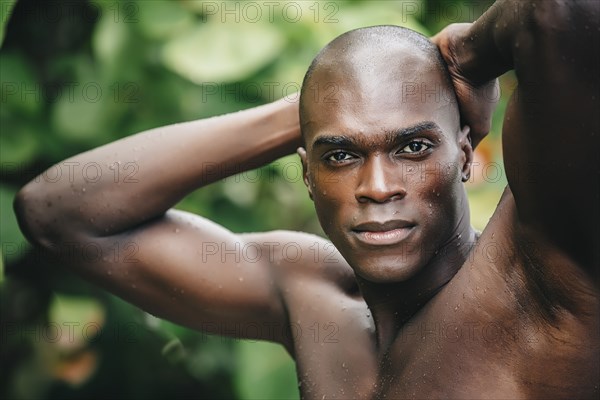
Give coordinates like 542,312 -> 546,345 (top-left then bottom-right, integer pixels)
352,219 -> 415,246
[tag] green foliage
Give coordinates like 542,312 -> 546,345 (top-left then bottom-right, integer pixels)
0,0 -> 18,47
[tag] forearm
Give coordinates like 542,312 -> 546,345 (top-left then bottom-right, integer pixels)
451,0 -> 594,84
449,0 -> 528,84
458,0 -> 599,85
15,98 -> 301,243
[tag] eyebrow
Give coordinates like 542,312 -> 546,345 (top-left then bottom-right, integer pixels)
311,121 -> 441,148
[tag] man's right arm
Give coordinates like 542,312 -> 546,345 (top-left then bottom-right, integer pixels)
13,97 -> 311,347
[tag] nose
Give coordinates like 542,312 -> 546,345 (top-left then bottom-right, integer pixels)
355,155 -> 406,204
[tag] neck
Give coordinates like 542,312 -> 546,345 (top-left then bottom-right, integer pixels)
357,220 -> 477,353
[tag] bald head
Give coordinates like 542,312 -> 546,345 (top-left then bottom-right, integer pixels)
299,25 -> 457,142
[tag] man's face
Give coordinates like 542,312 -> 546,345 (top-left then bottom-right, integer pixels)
299,59 -> 471,283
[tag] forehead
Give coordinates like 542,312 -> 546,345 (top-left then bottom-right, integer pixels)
301,54 -> 458,147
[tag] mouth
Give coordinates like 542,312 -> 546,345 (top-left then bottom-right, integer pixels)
351,219 -> 416,246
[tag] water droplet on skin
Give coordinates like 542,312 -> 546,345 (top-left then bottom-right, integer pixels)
342,362 -> 346,368
218,285 -> 223,289
238,277 -> 244,282
82,188 -> 86,193
174,228 -> 180,233
107,270 -> 112,275
131,284 -> 137,289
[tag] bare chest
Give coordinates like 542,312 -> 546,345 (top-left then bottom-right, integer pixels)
286,280 -> 598,400
290,310 -> 523,399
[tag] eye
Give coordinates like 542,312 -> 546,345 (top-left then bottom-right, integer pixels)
399,140 -> 433,154
325,151 -> 355,163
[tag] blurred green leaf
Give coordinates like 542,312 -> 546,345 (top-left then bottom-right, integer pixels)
135,0 -> 193,40
0,0 -> 17,48
0,52 -> 42,116
234,340 -> 299,400
161,337 -> 187,363
92,10 -> 131,70
0,110 -> 39,164
51,91 -> 105,141
161,20 -> 286,84
0,185 -> 29,265
48,294 -> 106,348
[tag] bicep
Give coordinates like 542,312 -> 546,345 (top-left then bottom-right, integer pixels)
501,4 -> 598,265
76,210 -> 288,343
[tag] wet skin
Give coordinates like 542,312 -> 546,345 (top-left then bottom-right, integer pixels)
15,1 -> 599,398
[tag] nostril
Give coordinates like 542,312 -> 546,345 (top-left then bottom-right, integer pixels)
356,189 -> 406,204
389,191 -> 406,202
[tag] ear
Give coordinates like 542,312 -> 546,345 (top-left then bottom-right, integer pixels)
297,147 -> 313,201
458,125 -> 473,182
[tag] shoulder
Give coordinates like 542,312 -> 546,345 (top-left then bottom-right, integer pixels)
239,230 -> 357,292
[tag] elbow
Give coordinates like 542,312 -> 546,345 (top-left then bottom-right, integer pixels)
526,1 -> 598,37
14,182 -> 56,250
510,1 -> 598,78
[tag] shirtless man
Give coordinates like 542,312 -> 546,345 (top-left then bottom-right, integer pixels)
15,0 -> 599,398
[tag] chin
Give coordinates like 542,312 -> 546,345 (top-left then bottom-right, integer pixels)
347,252 -> 427,284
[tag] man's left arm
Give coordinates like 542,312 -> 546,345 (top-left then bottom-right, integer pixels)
434,0 -> 599,277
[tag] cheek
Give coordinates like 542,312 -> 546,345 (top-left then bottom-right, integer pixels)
411,160 -> 463,216
310,171 -> 349,232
